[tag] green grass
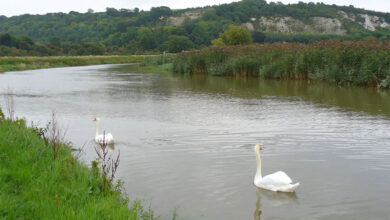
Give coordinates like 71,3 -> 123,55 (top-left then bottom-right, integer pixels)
173,40 -> 390,89
117,54 -> 175,74
0,115 -> 156,219
0,55 -> 146,73
136,63 -> 173,73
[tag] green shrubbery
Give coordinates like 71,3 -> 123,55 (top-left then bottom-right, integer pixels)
173,40 -> 390,88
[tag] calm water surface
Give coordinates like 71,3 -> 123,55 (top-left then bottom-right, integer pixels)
1,64 -> 390,219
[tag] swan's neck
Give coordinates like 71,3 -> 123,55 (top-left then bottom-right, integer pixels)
95,121 -> 100,137
255,148 -> 262,179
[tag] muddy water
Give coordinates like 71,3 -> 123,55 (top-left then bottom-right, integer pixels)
1,64 -> 389,219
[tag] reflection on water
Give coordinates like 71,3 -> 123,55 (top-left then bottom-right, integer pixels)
254,189 -> 262,220
254,188 -> 299,220
0,64 -> 390,219
174,74 -> 390,118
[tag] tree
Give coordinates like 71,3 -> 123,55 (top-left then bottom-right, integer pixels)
150,6 -> 172,20
211,38 -> 224,46
49,37 -> 61,46
163,35 -> 193,53
190,21 -> 210,45
252,31 -> 266,43
213,25 -> 253,45
0,33 -> 13,47
136,27 -> 156,50
203,8 -> 218,21
106,8 -> 119,17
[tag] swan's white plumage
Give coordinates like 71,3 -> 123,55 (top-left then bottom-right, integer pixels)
254,144 -> 299,192
95,133 -> 114,144
93,118 -> 114,144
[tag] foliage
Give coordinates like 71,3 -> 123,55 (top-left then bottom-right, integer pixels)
173,40 -> 390,88
252,31 -> 266,43
0,1 -> 389,55
0,107 -> 4,122
213,25 -> 253,46
2,87 -> 15,121
163,35 -> 194,53
93,134 -> 120,193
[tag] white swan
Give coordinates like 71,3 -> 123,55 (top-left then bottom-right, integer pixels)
254,144 -> 300,192
93,117 -> 114,144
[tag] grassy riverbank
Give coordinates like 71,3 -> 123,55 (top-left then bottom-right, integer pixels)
0,112 -> 155,219
0,55 -> 145,73
112,54 -> 175,74
138,54 -> 174,73
173,40 -> 390,89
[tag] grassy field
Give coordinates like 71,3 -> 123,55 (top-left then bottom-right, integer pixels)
0,111 -> 157,219
0,55 -> 146,73
173,40 -> 390,89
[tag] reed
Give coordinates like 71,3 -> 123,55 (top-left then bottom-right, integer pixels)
173,40 -> 390,88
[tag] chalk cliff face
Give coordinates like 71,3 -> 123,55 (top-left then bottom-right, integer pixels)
358,14 -> 390,31
252,16 -> 346,35
167,11 -> 202,26
338,10 -> 390,31
167,9 -> 389,35
246,12 -> 389,34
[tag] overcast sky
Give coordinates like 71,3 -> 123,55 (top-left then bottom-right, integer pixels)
1,0 -> 389,17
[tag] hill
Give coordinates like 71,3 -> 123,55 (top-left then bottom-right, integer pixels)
0,0 -> 389,55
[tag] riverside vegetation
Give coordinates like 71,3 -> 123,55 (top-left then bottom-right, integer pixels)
173,40 -> 390,89
0,1 -> 389,55
0,55 -> 145,73
0,107 -> 160,219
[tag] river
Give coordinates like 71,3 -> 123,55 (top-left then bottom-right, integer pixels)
1,64 -> 390,219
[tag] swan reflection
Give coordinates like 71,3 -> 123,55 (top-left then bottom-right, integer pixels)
254,188 -> 299,220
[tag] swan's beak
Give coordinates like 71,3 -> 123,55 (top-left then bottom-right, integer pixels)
255,144 -> 264,150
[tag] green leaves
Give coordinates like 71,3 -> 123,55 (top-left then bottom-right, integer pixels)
213,25 -> 253,46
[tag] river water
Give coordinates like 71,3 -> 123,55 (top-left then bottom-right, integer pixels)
1,64 -> 390,219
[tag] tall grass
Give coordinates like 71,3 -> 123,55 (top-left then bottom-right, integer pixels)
0,115 -> 157,219
138,54 -> 175,73
173,40 -> 390,88
0,55 -> 146,73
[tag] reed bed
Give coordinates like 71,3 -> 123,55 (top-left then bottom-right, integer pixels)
173,40 -> 390,88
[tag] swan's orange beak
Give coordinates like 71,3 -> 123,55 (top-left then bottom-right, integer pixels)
256,144 -> 263,150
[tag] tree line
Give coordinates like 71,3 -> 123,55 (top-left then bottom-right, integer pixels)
0,0 -> 389,56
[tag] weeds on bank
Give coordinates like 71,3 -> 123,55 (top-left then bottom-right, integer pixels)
93,132 -> 120,193
3,87 -> 15,121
